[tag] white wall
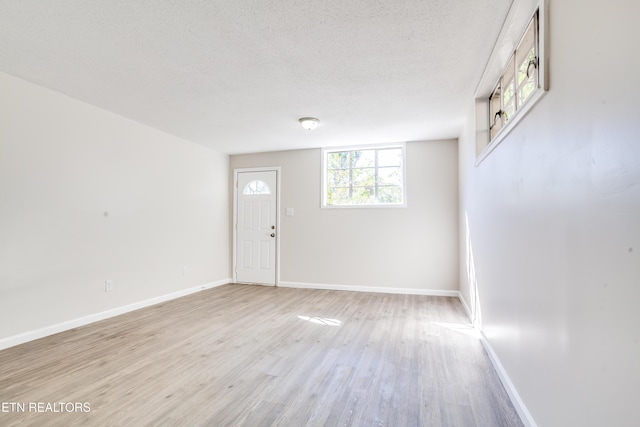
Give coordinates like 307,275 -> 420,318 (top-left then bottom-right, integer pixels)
231,140 -> 458,292
0,71 -> 230,342
459,1 -> 640,426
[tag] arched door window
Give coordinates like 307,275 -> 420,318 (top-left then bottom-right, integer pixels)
242,180 -> 271,195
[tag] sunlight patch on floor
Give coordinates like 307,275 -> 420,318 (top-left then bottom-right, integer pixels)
298,316 -> 342,326
432,322 -> 481,338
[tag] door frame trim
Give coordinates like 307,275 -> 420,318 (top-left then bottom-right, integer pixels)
232,166 -> 281,286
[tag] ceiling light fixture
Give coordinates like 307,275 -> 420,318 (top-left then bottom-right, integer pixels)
299,117 -> 320,130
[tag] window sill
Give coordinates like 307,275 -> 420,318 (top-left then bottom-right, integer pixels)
321,203 -> 407,209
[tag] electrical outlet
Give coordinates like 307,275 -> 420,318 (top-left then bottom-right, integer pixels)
105,280 -> 113,292
183,266 -> 189,276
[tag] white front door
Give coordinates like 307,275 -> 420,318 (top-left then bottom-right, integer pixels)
235,170 -> 278,285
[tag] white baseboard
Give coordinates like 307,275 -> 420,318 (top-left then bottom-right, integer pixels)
479,331 -> 537,427
457,290 -> 535,426
278,281 -> 459,297
0,278 -> 231,351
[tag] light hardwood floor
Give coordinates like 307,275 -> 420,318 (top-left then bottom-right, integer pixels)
0,285 -> 523,426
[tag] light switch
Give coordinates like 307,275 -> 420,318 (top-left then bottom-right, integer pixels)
285,208 -> 294,216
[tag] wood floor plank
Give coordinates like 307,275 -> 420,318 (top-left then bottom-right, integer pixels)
0,284 -> 523,426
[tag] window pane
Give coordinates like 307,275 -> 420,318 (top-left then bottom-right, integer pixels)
243,180 -> 271,195
490,84 -> 502,139
516,16 -> 537,109
518,79 -> 536,105
328,169 -> 350,187
504,95 -> 516,122
378,186 -> 403,204
517,47 -> 536,86
327,187 -> 350,205
517,47 -> 536,106
328,151 -> 350,169
516,18 -> 536,80
352,186 -> 375,204
377,167 -> 402,186
351,150 -> 375,168
502,57 -> 515,123
378,148 -> 403,167
352,167 -> 375,186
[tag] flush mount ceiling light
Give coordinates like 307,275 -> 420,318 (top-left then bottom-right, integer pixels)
299,117 -> 320,130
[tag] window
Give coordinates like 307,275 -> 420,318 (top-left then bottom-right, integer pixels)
322,144 -> 406,207
242,180 -> 271,195
474,0 -> 548,164
490,13 -> 539,140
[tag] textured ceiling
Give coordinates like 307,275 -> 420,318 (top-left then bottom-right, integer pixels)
0,0 -> 512,154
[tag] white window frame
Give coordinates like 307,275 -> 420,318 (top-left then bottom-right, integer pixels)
321,143 -> 407,209
474,0 -> 549,165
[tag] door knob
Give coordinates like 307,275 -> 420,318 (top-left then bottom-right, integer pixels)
270,233 -> 275,238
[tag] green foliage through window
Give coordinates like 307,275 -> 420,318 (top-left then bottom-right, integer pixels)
324,146 -> 405,206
